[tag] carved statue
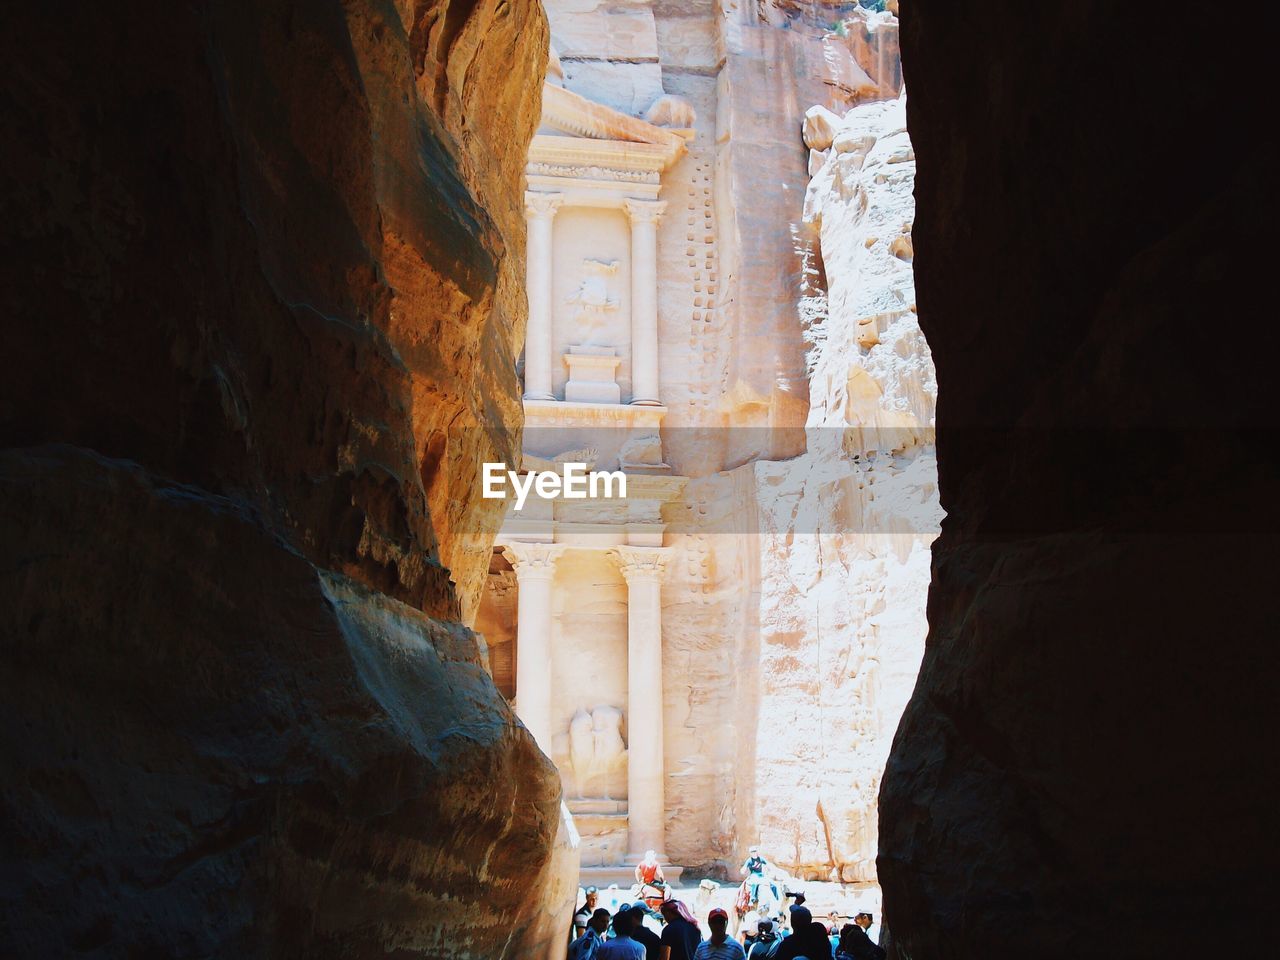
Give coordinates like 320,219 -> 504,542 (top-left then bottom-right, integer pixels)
568,709 -> 595,798
645,94 -> 696,130
567,704 -> 627,799
619,434 -> 664,469
568,259 -> 620,313
591,705 -> 626,799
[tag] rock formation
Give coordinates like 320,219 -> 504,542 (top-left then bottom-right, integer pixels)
0,1 -> 573,956
735,88 -> 937,884
879,2 -> 1277,956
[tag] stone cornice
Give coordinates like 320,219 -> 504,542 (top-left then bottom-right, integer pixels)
528,160 -> 659,186
621,474 -> 688,503
523,398 -> 667,430
540,84 -> 687,167
529,135 -> 678,176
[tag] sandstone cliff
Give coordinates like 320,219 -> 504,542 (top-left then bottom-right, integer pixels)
879,2 -> 1277,956
0,1 -> 569,956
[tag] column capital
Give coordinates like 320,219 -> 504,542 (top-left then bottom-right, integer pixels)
622,198 -> 667,226
525,191 -> 565,220
501,541 -> 566,581
486,569 -> 518,603
609,545 -> 671,583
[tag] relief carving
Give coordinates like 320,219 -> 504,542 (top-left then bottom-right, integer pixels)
566,705 -> 628,800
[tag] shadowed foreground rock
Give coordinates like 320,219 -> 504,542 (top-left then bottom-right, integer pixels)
0,0 -> 571,956
0,447 -> 571,957
880,2 -> 1277,957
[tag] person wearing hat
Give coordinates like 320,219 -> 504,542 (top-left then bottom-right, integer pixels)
693,908 -> 746,959
853,913 -> 878,942
834,915 -> 884,960
746,918 -> 781,959
739,846 -> 778,906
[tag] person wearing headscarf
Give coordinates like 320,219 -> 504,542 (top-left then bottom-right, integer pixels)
658,900 -> 701,960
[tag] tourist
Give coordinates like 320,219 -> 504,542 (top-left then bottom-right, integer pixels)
825,913 -> 842,953
636,849 -> 667,902
693,908 -> 746,960
740,846 -> 777,904
773,907 -> 833,960
740,911 -> 761,949
834,921 -> 885,960
853,913 -> 878,943
747,918 -> 781,959
629,901 -> 662,959
570,908 -> 613,960
659,900 -> 702,960
574,887 -> 601,938
636,849 -> 665,887
599,907 -> 647,960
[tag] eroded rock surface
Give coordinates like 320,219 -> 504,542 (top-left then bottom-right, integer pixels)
0,447 -> 567,958
735,90 -> 937,884
880,2 -> 1277,956
0,1 -> 569,955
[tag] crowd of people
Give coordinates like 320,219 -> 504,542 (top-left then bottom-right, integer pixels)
568,849 -> 887,960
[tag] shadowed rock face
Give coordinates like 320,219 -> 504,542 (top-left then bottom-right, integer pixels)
0,0 -> 541,622
0,447 -> 569,957
0,1 -> 570,956
880,3 -> 1277,957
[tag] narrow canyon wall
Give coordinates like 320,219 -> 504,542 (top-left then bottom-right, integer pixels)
0,1 -> 572,956
880,2 -> 1277,957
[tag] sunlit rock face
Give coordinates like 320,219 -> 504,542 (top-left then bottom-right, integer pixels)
880,2 -> 1276,957
739,91 -> 938,884
0,1 -> 572,956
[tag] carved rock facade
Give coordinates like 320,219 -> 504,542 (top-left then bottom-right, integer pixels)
478,0 -> 926,894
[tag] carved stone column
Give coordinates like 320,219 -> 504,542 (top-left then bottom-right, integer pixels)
502,542 -> 566,752
610,545 -> 671,858
622,199 -> 666,406
524,192 -> 564,401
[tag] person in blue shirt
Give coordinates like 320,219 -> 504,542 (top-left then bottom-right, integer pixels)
598,907 -> 646,960
570,908 -> 612,960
